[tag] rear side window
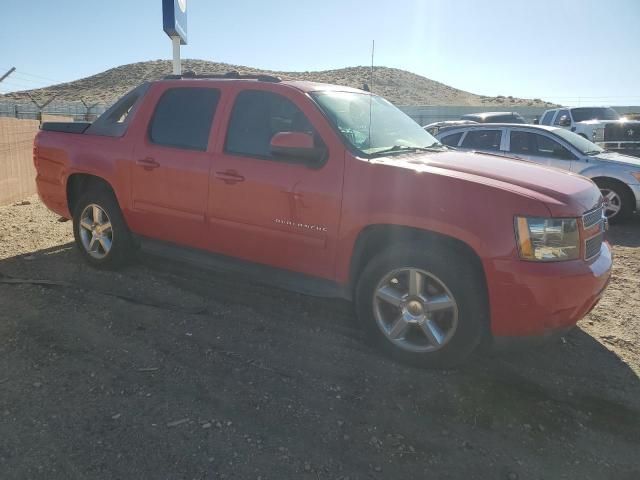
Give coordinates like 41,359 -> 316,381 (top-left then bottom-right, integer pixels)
225,90 -> 316,158
440,132 -> 463,147
86,83 -> 150,137
461,130 -> 502,151
540,111 -> 555,125
149,88 -> 220,151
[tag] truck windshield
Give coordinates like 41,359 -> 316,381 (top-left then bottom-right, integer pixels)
553,128 -> 604,155
311,91 -> 443,156
571,107 -> 620,122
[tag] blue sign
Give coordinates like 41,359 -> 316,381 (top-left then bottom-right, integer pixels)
163,0 -> 188,45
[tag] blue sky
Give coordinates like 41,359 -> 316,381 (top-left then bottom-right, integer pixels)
1,0 -> 639,105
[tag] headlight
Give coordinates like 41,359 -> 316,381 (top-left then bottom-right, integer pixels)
515,217 -> 580,261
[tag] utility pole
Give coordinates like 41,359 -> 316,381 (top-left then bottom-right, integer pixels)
0,67 -> 16,84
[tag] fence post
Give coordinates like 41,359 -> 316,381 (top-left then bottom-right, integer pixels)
14,104 -> 18,118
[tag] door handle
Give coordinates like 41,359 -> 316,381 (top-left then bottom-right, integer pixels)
215,170 -> 245,184
136,157 -> 160,170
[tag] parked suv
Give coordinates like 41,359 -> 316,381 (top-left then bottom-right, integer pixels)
460,112 -> 527,124
539,107 -> 640,156
437,124 -> 640,222
34,73 -> 611,367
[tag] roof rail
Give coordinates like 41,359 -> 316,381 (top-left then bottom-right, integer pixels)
163,70 -> 282,83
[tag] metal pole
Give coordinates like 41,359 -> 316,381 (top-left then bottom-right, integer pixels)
0,67 -> 16,84
172,37 -> 181,75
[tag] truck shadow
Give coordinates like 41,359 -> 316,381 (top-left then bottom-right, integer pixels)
1,242 -> 639,458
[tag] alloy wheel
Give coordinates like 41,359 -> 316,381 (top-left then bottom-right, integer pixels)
79,204 -> 113,260
373,267 -> 459,353
600,188 -> 622,219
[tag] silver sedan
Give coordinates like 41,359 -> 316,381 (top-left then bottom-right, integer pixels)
436,124 -> 640,222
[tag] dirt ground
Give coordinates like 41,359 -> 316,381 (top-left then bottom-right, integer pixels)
1,197 -> 638,480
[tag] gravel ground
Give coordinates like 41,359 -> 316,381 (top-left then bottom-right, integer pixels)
1,197 -> 639,480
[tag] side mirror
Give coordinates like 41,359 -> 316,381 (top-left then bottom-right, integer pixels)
558,115 -> 571,127
270,132 -> 325,167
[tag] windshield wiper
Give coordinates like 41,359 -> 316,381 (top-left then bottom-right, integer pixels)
369,143 -> 447,157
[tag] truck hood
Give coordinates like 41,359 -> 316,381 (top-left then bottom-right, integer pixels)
593,151 -> 640,168
373,150 -> 601,216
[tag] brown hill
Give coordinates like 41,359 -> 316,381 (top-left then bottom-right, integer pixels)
0,59 -> 556,107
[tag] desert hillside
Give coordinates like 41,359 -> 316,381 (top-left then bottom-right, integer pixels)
1,59 -> 556,107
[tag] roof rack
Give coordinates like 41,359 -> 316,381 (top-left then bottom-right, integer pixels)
163,70 -> 282,83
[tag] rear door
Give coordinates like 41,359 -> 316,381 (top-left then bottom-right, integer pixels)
206,86 -> 345,279
129,85 -> 221,248
507,129 -> 576,170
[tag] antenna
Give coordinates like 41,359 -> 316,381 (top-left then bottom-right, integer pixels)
367,40 -> 375,150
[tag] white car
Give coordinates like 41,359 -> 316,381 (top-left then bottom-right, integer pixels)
538,107 -> 640,157
437,124 -> 640,222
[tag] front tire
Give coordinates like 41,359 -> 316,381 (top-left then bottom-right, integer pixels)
355,243 -> 487,368
72,188 -> 133,269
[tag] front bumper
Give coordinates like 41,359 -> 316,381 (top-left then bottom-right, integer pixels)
485,242 -> 612,338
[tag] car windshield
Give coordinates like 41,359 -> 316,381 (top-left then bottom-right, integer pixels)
553,128 -> 604,154
571,107 -> 620,122
311,91 -> 443,156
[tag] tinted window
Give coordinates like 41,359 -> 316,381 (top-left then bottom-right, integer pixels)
510,131 -> 574,159
149,88 -> 220,151
540,111 -> 555,125
570,107 -> 620,122
554,109 -> 570,126
484,114 -> 526,124
226,90 -> 315,158
441,132 -> 463,146
461,130 -> 502,151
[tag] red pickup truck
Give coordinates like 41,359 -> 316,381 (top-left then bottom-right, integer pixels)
34,72 -> 612,366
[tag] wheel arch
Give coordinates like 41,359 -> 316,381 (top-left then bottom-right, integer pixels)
349,224 -> 488,298
66,173 -> 117,215
591,176 -> 636,204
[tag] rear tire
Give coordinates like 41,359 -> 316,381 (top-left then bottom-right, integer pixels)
595,179 -> 634,224
355,243 -> 487,368
72,188 -> 133,269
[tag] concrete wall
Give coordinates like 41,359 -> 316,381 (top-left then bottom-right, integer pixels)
0,118 -> 39,206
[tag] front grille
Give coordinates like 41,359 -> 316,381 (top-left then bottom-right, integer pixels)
582,206 -> 604,230
604,122 -> 640,142
585,233 -> 603,260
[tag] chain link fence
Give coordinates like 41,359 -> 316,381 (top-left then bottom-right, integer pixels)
0,99 -> 108,122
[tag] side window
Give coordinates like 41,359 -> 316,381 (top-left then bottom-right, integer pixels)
534,134 -> 574,160
149,88 -> 220,151
440,132 -> 463,147
510,131 -> 535,154
554,109 -> 570,126
225,90 -> 317,159
540,111 -> 555,125
86,84 -> 150,137
461,129 -> 502,151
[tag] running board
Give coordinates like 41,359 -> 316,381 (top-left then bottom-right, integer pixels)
136,236 -> 351,300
